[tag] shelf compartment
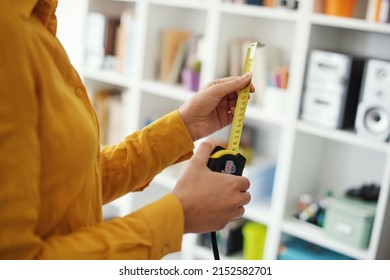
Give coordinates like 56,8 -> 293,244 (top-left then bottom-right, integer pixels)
281,217 -> 371,259
286,130 -> 386,210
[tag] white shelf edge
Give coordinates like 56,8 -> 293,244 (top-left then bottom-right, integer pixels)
84,68 -> 132,88
221,2 -> 299,22
311,13 -> 390,34
141,80 -> 195,102
112,0 -> 137,3
148,0 -> 209,10
281,217 -> 371,260
296,121 -> 390,153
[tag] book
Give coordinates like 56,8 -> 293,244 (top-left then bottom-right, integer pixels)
85,12 -> 106,69
263,0 -> 278,7
159,29 -> 192,82
116,9 -> 137,77
167,41 -> 188,84
366,0 -> 379,21
246,0 -> 263,5
379,0 -> 390,22
93,90 -> 123,146
104,17 -> 120,56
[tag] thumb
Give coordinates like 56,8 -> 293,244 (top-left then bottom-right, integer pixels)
193,138 -> 217,165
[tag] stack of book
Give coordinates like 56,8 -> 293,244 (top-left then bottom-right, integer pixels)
159,29 -> 204,91
224,0 -> 299,9
85,10 -> 137,77
92,90 -> 124,146
366,0 -> 390,23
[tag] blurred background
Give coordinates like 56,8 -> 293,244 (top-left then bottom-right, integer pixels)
56,0 -> 390,260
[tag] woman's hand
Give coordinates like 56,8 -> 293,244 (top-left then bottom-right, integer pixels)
178,73 -> 255,141
172,139 -> 251,233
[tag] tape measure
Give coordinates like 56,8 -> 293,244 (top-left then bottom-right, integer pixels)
207,41 -> 264,260
228,42 -> 264,152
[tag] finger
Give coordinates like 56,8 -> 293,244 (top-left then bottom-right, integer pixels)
241,191 -> 251,206
210,72 -> 253,99
192,138 -> 217,165
201,76 -> 238,90
235,206 -> 246,218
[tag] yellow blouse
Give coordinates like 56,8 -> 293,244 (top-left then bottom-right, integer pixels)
0,0 -> 194,259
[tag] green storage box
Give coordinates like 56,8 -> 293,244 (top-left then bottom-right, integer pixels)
324,196 -> 377,249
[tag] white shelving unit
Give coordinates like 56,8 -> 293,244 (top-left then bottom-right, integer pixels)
58,0 -> 390,260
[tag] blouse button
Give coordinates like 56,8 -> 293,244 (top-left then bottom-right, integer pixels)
75,87 -> 83,97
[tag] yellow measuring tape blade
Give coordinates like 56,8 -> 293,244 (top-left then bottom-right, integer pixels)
227,42 -> 265,152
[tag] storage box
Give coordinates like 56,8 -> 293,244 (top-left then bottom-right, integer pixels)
324,196 -> 377,249
278,237 -> 353,260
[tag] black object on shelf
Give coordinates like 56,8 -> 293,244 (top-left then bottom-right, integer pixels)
346,183 -> 380,202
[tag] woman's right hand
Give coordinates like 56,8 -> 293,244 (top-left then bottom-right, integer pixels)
172,139 -> 251,233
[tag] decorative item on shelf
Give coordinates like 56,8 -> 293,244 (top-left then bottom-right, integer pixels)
242,222 -> 267,260
181,60 -> 201,92
295,192 -> 332,228
323,194 -> 377,249
346,183 -> 380,202
324,0 -> 356,18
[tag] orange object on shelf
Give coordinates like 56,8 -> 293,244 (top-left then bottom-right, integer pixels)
324,0 -> 356,17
